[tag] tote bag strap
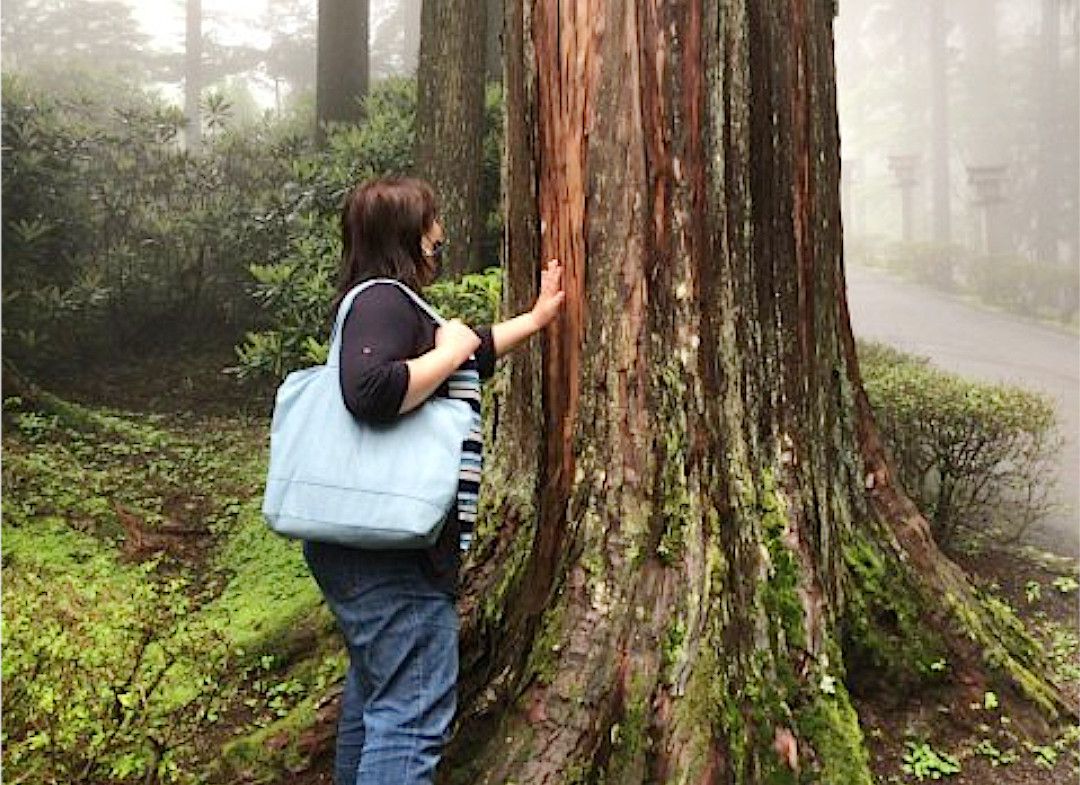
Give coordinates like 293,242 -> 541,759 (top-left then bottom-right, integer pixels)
327,278 -> 447,368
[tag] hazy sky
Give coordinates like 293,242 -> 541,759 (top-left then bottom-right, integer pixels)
122,0 -> 396,107
131,0 -> 276,50
128,0 -> 394,50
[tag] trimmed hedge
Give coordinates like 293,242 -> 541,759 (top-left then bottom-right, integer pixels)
858,339 -> 1062,547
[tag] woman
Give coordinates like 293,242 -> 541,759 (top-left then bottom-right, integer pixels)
302,176 -> 564,785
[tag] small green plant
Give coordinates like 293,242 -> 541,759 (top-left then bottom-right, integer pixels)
1051,575 -> 1079,594
973,738 -> 1018,767
2,562 -> 233,784
1025,741 -> 1059,769
983,691 -> 999,710
920,657 -> 949,676
901,740 -> 962,780
1,391 -> 318,782
1025,579 -> 1042,603
1046,626 -> 1080,682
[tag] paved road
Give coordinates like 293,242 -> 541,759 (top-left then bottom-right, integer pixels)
846,265 -> 1080,558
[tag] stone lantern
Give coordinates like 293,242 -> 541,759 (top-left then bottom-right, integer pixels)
888,154 -> 920,244
966,164 -> 1009,258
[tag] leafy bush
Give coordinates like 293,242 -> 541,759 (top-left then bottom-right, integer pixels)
850,236 -> 1078,326
964,255 -> 1079,322
843,233 -> 893,269
880,241 -> 968,289
1,70 -> 305,368
858,339 -> 1062,547
425,267 -> 503,327
236,262 -> 504,380
2,526 -> 231,785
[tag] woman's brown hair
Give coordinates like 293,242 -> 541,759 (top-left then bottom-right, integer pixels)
328,176 -> 437,323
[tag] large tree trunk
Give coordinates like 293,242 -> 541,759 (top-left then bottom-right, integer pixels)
415,0 -> 488,275
486,0 -> 504,83
436,1 -> 1077,782
316,0 -> 369,145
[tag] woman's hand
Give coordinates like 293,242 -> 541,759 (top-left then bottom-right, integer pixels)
400,319 -> 480,413
530,259 -> 566,328
489,259 -> 566,358
435,318 -> 482,363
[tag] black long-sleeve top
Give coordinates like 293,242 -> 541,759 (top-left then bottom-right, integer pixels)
339,283 -> 496,421
333,282 -> 496,595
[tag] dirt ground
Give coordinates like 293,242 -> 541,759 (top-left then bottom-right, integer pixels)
853,542 -> 1080,785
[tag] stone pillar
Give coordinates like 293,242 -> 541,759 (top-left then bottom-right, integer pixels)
967,164 -> 1009,258
888,154 -> 920,244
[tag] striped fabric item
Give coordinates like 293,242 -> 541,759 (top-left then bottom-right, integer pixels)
446,360 -> 483,551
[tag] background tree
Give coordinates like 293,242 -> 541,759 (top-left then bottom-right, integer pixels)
263,0 -> 318,108
928,0 -> 952,258
316,0 -> 369,144
185,0 -> 203,150
957,0 -> 1002,167
0,0 -> 151,75
415,0 -> 488,275
485,0 -> 503,83
370,0 -> 422,80
429,0 -> 1078,781
956,0 -> 1010,258
1034,0 -> 1067,267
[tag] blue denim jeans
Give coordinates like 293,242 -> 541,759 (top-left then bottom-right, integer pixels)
303,541 -> 458,785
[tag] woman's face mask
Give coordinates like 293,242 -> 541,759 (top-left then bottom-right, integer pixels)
421,222 -> 447,281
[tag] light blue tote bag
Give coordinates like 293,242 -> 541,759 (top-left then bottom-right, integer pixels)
261,279 -> 474,548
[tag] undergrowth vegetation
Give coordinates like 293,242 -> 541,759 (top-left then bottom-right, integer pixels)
0,393 -> 329,784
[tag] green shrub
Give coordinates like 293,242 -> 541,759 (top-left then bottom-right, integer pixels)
881,241 -> 967,289
964,255 -> 1079,322
235,262 -> 504,380
843,233 -> 893,269
1,69 -> 304,367
2,528 -> 232,785
858,339 -> 1062,547
425,267 -> 503,327
854,235 -> 1078,326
